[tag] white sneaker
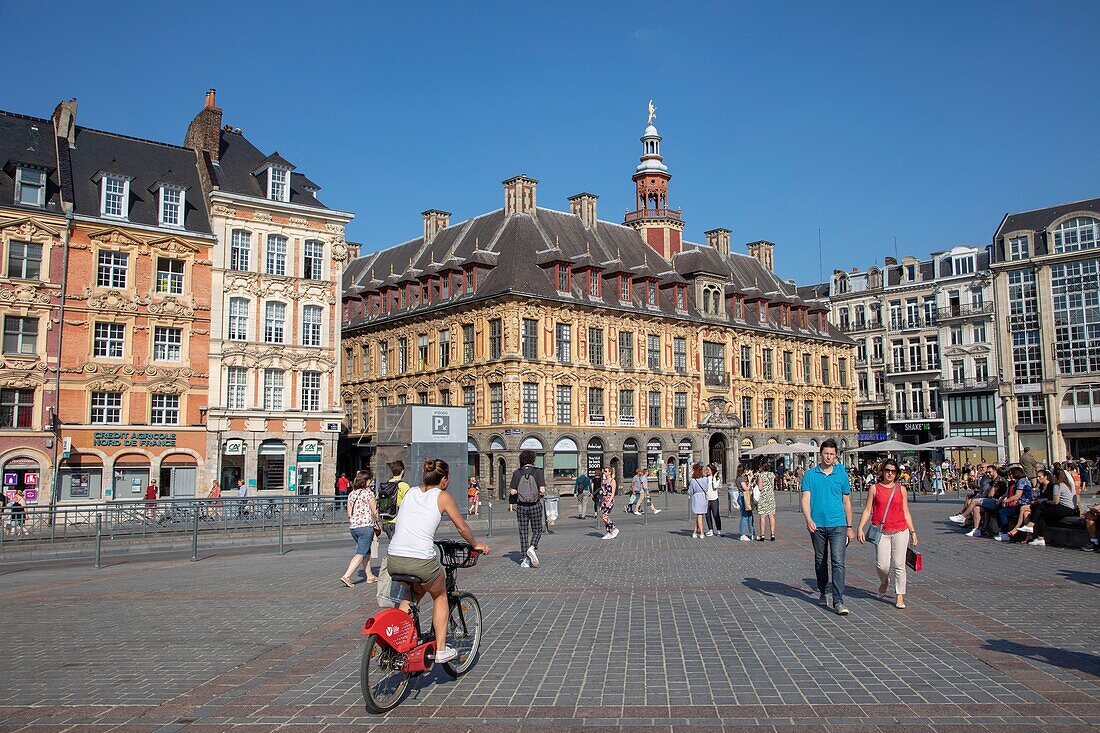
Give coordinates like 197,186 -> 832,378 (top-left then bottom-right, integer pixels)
995,533 -> 1011,542
705,530 -> 714,537
520,558 -> 531,567
1028,537 -> 1046,546
434,645 -> 458,663
652,508 -> 662,514
691,532 -> 699,539
739,535 -> 752,542
610,528 -> 619,539
1019,524 -> 1034,533
965,528 -> 982,538
526,546 -> 539,568
948,514 -> 966,524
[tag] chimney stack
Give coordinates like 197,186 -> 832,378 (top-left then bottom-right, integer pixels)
704,228 -> 731,260
884,256 -> 897,266
52,99 -> 77,146
746,240 -> 775,272
503,175 -> 538,216
568,192 -> 599,229
422,209 -> 451,243
184,88 -> 223,162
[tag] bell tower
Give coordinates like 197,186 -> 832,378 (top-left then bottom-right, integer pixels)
624,100 -> 684,259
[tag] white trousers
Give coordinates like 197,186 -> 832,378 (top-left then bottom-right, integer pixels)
876,529 -> 910,595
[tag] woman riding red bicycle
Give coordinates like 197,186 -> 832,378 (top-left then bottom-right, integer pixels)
384,458 -> 489,664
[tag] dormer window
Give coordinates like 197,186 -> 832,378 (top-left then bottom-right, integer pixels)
759,301 -> 768,322
701,284 -> 722,316
647,281 -> 657,306
588,271 -> 600,297
268,166 -> 289,202
97,173 -> 130,219
675,287 -> 685,311
557,264 -> 570,292
619,276 -> 631,302
905,264 -> 916,282
15,167 -> 46,207
157,185 -> 185,228
952,255 -> 975,275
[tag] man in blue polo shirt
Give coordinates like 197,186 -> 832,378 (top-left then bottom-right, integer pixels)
800,438 -> 854,616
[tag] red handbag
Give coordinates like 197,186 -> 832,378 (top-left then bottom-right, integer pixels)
906,547 -> 922,572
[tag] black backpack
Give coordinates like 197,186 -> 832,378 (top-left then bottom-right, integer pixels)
516,469 -> 540,504
376,480 -> 400,519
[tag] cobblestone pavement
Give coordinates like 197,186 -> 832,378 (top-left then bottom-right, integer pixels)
1,494 -> 1098,732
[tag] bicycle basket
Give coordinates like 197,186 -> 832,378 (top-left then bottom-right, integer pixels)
437,541 -> 479,568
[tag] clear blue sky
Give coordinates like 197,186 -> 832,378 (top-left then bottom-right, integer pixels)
3,2 -> 1096,284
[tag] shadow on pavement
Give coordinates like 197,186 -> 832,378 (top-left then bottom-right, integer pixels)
983,639 -> 1100,677
1058,570 -> 1100,587
742,577 -> 814,602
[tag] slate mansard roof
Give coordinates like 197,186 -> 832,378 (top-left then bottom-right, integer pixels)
343,201 -> 848,343
991,196 -> 1100,262
0,111 -> 66,214
211,129 -> 328,210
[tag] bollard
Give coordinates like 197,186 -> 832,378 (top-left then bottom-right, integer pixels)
95,514 -> 103,569
191,507 -> 200,561
487,501 -> 493,538
278,506 -> 285,555
644,499 -> 649,526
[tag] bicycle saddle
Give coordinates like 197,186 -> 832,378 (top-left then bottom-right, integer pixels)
389,573 -> 423,586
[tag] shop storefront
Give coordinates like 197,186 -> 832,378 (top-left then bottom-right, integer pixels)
677,438 -> 694,485
160,454 -> 197,498
552,438 -> 579,489
221,438 -> 246,489
2,456 -> 42,506
622,438 -> 639,479
645,437 -> 662,479
113,454 -> 151,500
295,439 -> 323,496
257,439 -> 286,492
59,454 -> 103,502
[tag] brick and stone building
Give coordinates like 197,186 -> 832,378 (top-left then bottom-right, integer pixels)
991,197 -> 1100,464
340,114 -> 856,496
183,91 -> 355,496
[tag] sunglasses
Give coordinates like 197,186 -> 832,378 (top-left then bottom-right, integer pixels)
882,468 -> 897,473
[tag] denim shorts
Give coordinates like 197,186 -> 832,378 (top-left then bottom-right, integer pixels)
350,526 -> 375,555
980,498 -> 998,511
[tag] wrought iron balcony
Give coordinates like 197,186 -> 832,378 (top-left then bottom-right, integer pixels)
886,361 -> 941,375
841,320 -> 883,334
940,377 -> 999,393
938,302 -> 994,320
889,316 -> 937,331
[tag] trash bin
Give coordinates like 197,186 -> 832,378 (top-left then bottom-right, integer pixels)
543,493 -> 559,527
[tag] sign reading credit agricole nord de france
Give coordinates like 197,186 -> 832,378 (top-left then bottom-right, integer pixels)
93,431 -> 177,447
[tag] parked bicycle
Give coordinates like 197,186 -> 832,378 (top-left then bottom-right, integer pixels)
360,540 -> 483,712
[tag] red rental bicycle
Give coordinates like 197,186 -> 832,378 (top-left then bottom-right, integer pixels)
360,540 -> 484,713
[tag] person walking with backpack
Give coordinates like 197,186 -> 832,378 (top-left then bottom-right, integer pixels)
377,461 -> 411,539
574,471 -> 593,519
510,450 -> 546,567
597,467 -> 619,539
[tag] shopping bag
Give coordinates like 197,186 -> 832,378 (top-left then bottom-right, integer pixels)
906,547 -> 922,572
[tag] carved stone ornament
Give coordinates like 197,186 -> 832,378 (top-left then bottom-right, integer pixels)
211,205 -> 236,217
149,381 -> 187,395
87,227 -> 144,249
0,374 -> 46,389
0,358 -> 46,374
252,211 -> 273,223
223,273 -> 258,295
0,285 -> 51,306
87,289 -> 140,313
147,237 -> 200,256
0,218 -> 60,239
288,217 -> 309,227
332,242 -> 350,263
148,297 -> 196,317
324,223 -> 344,234
86,377 -> 130,392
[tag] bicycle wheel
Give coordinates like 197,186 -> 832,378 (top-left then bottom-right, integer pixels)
360,634 -> 411,713
442,592 -> 482,678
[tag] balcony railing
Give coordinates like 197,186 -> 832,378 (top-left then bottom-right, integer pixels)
704,371 -> 730,388
841,320 -> 883,334
940,377 -> 999,393
886,361 -> 941,375
938,302 -> 994,320
624,208 -> 682,223
889,316 -> 937,331
888,409 -> 942,421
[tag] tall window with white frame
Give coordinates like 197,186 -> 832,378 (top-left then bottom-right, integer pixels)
267,167 -> 289,202
7,241 -> 42,280
1007,269 -> 1042,383
463,324 -> 475,364
155,258 -> 184,294
589,327 -> 604,366
302,305 -> 322,346
263,369 -> 285,411
152,326 -> 182,362
438,328 -> 451,368
1051,259 -> 1100,374
463,386 -> 475,425
158,186 -> 184,227
266,234 -> 287,276
674,392 -> 687,428
740,345 -> 752,378
230,230 -> 251,271
301,371 -> 321,411
588,387 -> 604,422
522,319 -> 538,359
378,341 -> 389,377
489,383 -> 503,425
93,322 -> 125,358
2,316 -> 37,355
1053,217 -> 1099,254
648,390 -> 661,427
14,167 -> 46,207
556,323 -> 571,364
150,393 -> 179,425
303,240 -> 324,280
673,337 -> 687,373
647,334 -> 661,370
489,319 -> 502,360
91,391 -> 122,424
228,298 -> 249,341
741,396 -> 753,428
264,302 -> 286,343
522,382 -> 539,424
97,251 -> 128,289
1008,235 -> 1029,261
100,174 -> 128,218
556,385 -> 571,425
226,367 -> 247,410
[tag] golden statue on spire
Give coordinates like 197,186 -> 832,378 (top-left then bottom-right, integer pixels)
647,99 -> 656,125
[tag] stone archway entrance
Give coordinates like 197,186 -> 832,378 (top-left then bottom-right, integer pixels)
709,433 -> 728,479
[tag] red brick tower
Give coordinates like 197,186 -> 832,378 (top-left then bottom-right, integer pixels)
624,102 -> 684,259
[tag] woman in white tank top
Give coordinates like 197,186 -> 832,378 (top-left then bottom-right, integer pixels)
385,458 -> 490,664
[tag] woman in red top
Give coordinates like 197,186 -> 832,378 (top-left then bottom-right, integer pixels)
857,458 -> 918,609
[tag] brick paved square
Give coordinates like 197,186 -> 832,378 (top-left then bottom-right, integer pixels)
1,497 -> 1097,731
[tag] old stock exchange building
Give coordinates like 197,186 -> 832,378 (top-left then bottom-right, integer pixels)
339,118 -> 856,496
